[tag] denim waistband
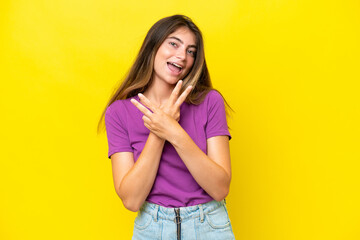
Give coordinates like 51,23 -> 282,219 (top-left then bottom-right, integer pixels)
139,200 -> 226,223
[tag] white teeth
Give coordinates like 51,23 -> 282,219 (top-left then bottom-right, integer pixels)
171,62 -> 182,69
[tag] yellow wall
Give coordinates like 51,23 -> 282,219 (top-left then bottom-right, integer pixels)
1,0 -> 359,239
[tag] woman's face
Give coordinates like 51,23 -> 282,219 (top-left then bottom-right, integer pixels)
153,27 -> 197,85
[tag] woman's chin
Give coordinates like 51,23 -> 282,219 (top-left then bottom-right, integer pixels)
164,77 -> 181,85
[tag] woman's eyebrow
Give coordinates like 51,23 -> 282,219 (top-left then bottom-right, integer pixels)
168,36 -> 197,48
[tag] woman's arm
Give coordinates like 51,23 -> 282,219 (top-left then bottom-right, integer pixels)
111,133 -> 165,212
111,81 -> 192,212
133,93 -> 231,201
170,129 -> 231,201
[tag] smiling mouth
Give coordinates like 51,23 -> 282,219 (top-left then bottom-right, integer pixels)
167,62 -> 183,74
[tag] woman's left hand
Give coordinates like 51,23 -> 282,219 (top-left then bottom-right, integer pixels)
130,82 -> 192,141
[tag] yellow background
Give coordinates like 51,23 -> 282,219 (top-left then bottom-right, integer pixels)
1,0 -> 359,239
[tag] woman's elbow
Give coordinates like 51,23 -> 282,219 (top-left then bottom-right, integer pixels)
115,189 -> 142,212
216,191 -> 229,202
212,185 -> 230,202
122,198 -> 141,212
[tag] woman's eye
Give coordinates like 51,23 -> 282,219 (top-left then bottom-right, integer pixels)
170,42 -> 177,47
187,50 -> 196,56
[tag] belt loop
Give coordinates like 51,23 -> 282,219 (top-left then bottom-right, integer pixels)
199,204 -> 204,223
153,204 -> 159,222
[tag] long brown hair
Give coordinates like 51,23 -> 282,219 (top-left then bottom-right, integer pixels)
97,15 -> 230,134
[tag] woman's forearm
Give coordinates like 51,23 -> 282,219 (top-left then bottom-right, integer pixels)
119,132 -> 165,212
169,126 -> 231,201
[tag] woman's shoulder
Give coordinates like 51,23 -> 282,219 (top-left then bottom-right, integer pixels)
206,89 -> 223,98
105,97 -> 138,120
202,89 -> 225,105
107,96 -> 137,111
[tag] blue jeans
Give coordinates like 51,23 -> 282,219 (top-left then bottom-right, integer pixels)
132,200 -> 235,240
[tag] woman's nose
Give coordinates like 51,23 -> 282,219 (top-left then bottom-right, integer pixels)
176,49 -> 186,60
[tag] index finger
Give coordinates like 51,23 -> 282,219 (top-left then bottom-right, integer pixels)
130,98 -> 153,117
138,93 -> 158,113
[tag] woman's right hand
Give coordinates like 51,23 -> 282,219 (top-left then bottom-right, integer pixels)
130,80 -> 192,141
142,80 -> 192,121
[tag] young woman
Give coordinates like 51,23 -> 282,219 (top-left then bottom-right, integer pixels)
98,15 -> 235,239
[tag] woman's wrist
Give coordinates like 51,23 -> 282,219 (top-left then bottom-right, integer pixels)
149,131 -> 166,144
167,123 -> 188,147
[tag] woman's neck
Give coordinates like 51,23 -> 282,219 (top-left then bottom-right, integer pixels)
143,78 -> 175,107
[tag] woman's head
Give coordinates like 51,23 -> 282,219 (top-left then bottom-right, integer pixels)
117,14 -> 211,100
137,15 -> 207,91
152,26 -> 197,86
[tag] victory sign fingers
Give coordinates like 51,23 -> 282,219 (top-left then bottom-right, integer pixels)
130,97 -> 154,118
174,85 -> 193,108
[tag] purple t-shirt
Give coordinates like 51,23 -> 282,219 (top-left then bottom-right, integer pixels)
105,90 -> 231,207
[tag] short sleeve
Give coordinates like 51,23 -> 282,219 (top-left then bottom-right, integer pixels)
205,91 -> 232,140
105,103 -> 133,159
